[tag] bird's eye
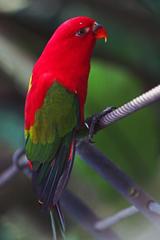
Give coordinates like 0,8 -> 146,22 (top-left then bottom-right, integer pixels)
75,27 -> 90,37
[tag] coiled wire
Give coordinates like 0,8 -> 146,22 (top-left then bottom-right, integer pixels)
99,84 -> 160,128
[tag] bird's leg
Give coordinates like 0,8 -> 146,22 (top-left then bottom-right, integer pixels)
86,107 -> 116,143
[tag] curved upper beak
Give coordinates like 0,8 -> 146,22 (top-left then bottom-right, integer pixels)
93,22 -> 108,43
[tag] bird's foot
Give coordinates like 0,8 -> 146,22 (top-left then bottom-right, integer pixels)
86,106 -> 116,143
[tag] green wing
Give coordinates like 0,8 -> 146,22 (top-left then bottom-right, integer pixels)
25,82 -> 80,206
25,82 -> 79,166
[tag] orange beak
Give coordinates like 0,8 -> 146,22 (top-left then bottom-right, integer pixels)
93,22 -> 108,43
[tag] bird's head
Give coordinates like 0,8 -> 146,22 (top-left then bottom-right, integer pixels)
53,16 -> 107,43
35,16 -> 107,86
44,16 -> 107,64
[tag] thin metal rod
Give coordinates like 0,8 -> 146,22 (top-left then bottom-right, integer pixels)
95,206 -> 138,230
0,164 -> 18,186
62,191 -> 121,240
76,140 -> 160,226
98,84 -> 160,129
0,148 -> 31,187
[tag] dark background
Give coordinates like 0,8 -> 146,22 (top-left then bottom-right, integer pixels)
0,0 -> 160,239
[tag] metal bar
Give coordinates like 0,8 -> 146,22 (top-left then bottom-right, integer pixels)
62,191 -> 121,240
77,140 -> 160,226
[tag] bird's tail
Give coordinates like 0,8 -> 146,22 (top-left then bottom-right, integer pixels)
50,202 -> 65,240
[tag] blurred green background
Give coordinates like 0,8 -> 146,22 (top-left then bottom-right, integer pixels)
0,0 -> 160,239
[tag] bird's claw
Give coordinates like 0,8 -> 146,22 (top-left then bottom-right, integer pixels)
87,106 -> 116,143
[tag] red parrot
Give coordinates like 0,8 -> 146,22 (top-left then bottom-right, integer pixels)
24,16 -> 107,237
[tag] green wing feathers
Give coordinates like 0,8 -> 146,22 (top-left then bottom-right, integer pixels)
25,82 -> 79,164
25,82 -> 79,207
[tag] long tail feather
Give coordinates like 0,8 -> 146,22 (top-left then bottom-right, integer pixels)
56,202 -> 65,233
50,209 -> 57,240
50,202 -> 65,240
